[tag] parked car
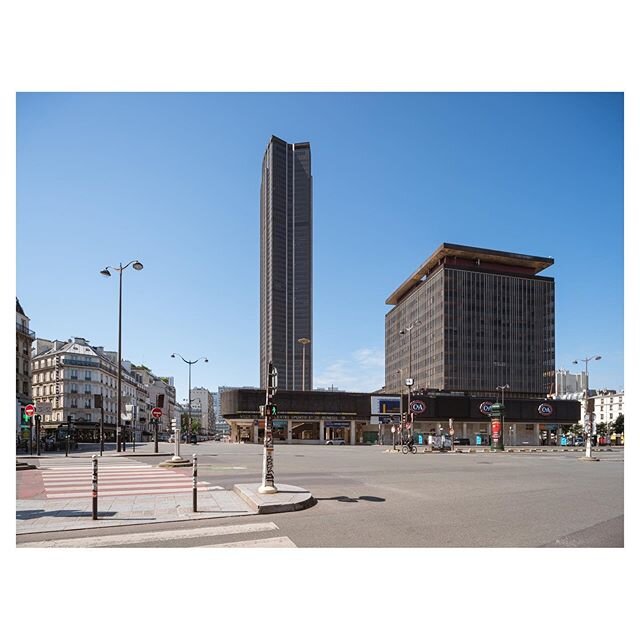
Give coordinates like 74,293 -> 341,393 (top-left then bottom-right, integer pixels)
325,438 -> 345,445
453,437 -> 471,445
575,436 -> 584,446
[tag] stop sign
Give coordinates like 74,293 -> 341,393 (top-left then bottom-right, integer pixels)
151,407 -> 162,419
25,404 -> 36,417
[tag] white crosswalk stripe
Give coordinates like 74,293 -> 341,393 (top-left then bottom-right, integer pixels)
18,522 -> 297,547
38,457 -> 223,498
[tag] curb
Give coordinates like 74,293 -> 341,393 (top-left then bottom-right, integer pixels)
233,483 -> 316,515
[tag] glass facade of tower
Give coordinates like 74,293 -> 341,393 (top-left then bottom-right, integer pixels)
385,244 -> 555,397
260,136 -> 313,390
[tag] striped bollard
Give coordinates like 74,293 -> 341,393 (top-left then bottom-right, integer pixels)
193,454 -> 198,512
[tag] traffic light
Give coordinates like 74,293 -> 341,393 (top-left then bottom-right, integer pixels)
260,404 -> 278,418
21,407 -> 31,426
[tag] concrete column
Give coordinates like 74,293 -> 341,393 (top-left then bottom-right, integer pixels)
463,423 -> 468,439
350,420 -> 356,445
287,420 -> 293,444
319,419 -> 325,442
534,424 -> 540,446
253,423 -> 260,444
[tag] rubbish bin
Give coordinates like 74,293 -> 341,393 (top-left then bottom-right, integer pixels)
560,436 -> 567,446
475,434 -> 482,446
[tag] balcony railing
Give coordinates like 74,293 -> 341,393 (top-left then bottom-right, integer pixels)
16,323 -> 35,339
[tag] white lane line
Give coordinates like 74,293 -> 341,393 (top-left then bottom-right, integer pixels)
204,536 -> 296,548
18,522 -> 279,547
41,467 -> 153,473
46,486 -> 224,498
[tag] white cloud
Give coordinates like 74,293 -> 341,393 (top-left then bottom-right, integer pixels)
315,348 -> 385,392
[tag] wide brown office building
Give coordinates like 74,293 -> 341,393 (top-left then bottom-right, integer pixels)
385,243 -> 555,397
260,136 -> 313,390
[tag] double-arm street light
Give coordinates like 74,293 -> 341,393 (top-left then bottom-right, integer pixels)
100,260 -> 144,452
496,383 -> 510,405
399,320 -> 422,438
573,355 -> 602,459
297,338 -> 311,391
171,353 -> 208,441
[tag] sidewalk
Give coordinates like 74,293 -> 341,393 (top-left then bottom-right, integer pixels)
16,490 -> 255,535
16,449 -> 315,535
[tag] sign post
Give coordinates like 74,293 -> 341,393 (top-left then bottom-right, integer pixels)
151,408 -> 162,454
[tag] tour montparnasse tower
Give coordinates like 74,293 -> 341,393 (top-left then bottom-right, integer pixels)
260,135 -> 313,391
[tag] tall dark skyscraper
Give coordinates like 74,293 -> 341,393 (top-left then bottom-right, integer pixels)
260,135 -> 313,390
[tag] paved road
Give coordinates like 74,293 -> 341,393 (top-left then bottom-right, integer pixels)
17,442 -> 624,547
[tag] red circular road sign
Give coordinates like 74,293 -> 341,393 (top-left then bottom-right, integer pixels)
25,404 -> 36,417
151,407 -> 163,419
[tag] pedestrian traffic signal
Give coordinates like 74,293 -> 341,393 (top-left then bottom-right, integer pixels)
21,408 -> 31,426
260,404 -> 278,417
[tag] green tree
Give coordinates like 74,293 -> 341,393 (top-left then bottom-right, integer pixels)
613,414 -> 624,434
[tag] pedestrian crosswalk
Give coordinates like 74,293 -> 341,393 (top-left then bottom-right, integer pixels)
39,457 -> 224,499
17,521 -> 297,547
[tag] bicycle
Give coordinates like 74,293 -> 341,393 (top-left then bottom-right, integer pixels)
401,444 -> 417,454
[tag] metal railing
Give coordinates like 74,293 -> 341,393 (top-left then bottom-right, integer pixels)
16,323 -> 35,338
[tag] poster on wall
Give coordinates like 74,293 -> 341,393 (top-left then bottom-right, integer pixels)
370,396 -> 401,425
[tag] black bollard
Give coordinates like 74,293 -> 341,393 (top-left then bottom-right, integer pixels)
193,454 -> 198,512
92,455 -> 98,520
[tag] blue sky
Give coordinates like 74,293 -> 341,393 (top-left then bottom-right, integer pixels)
16,92 -> 624,399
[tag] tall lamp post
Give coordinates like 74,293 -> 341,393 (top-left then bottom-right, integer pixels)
496,384 -> 510,405
573,355 -> 602,459
171,353 -> 208,443
400,320 -> 422,439
297,338 -> 311,391
100,260 -> 144,452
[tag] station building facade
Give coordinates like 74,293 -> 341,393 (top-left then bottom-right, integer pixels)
220,388 -> 580,446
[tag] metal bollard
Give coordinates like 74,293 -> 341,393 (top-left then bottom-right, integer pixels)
92,455 -> 98,520
193,454 -> 198,512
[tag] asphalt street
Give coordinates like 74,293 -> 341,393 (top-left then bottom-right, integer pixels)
16,441 -> 624,547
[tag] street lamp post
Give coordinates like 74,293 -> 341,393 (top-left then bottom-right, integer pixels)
492,384 -> 509,451
400,321 -> 422,439
394,368 -> 402,450
297,338 -> 311,391
497,384 -> 510,405
171,353 -> 208,443
573,355 -> 602,459
100,260 -> 144,452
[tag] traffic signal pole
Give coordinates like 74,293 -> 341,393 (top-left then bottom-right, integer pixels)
258,361 -> 278,494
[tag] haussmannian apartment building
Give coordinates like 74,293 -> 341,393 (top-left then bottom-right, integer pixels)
260,135 -> 313,391
385,243 -> 555,398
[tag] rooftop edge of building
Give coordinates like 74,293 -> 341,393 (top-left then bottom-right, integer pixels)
386,242 -> 555,306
